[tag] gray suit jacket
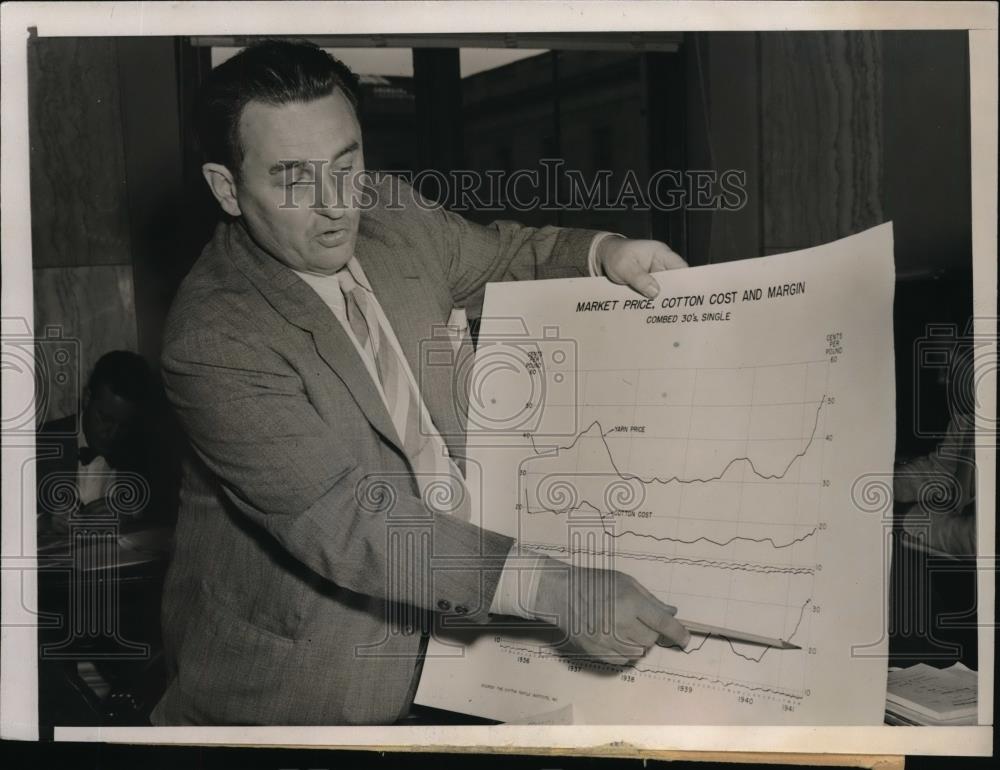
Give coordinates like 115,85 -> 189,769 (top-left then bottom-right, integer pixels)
151,177 -> 598,725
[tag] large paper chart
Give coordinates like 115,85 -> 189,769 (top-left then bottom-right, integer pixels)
416,224 -> 895,724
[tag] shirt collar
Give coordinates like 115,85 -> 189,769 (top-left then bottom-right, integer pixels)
344,257 -> 372,292
76,422 -> 89,451
292,257 -> 372,292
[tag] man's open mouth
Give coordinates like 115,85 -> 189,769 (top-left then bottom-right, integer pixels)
316,229 -> 350,247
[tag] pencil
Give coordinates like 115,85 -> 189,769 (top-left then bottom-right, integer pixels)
658,618 -> 801,650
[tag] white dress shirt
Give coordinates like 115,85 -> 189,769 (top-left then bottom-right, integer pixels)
76,427 -> 115,507
294,234 -> 613,619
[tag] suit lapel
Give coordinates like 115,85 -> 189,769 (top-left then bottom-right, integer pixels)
222,223 -> 405,457
355,227 -> 468,462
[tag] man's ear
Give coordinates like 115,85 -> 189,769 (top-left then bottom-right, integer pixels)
202,163 -> 242,217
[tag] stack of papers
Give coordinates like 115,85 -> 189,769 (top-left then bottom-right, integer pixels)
885,663 -> 978,725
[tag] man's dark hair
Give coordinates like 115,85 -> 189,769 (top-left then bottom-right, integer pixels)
87,350 -> 153,406
195,39 -> 362,175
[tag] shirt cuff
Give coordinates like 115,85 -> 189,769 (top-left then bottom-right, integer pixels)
488,544 -> 550,619
587,232 -> 626,278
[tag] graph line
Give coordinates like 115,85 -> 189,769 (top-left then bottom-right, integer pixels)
522,492 -> 819,549
501,378 -> 827,702
665,598 -> 812,662
526,394 -> 827,486
520,542 -> 817,575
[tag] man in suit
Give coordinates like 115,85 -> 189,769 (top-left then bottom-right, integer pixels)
894,337 -> 976,556
152,40 -> 691,726
36,350 -> 156,535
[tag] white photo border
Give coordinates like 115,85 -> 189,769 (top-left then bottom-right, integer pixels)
1,0 -> 995,757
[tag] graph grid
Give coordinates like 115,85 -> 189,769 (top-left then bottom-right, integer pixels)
500,360 -> 834,702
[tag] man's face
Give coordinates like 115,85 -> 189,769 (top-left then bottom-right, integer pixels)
233,90 -> 365,275
82,384 -> 139,457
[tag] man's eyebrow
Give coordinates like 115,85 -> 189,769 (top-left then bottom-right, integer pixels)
333,141 -> 360,162
268,159 -> 306,176
267,143 -> 359,176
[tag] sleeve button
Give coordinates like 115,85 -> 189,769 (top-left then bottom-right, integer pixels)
437,599 -> 451,611
454,605 -> 469,615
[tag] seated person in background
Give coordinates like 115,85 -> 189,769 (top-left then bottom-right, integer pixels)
894,341 -> 976,557
36,350 -> 166,536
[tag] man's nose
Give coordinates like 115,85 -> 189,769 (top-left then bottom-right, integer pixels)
315,171 -> 350,216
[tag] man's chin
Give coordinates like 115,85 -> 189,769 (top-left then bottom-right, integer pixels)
306,245 -> 354,275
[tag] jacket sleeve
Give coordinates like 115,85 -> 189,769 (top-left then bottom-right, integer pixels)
900,503 -> 976,557
161,320 -> 514,623
894,414 -> 976,509
385,179 -> 603,319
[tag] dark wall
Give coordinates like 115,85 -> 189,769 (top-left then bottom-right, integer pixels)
685,30 -> 971,276
684,31 -> 972,457
29,37 -> 141,422
882,31 -> 971,279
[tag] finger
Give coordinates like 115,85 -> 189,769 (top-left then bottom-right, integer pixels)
651,613 -> 691,649
626,271 -> 661,299
637,597 -> 691,648
651,248 -> 688,271
634,587 -> 680,625
655,635 -> 686,650
620,620 -> 660,649
609,252 -> 662,299
629,579 -> 677,615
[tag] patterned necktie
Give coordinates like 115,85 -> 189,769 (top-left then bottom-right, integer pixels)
338,271 -> 469,520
